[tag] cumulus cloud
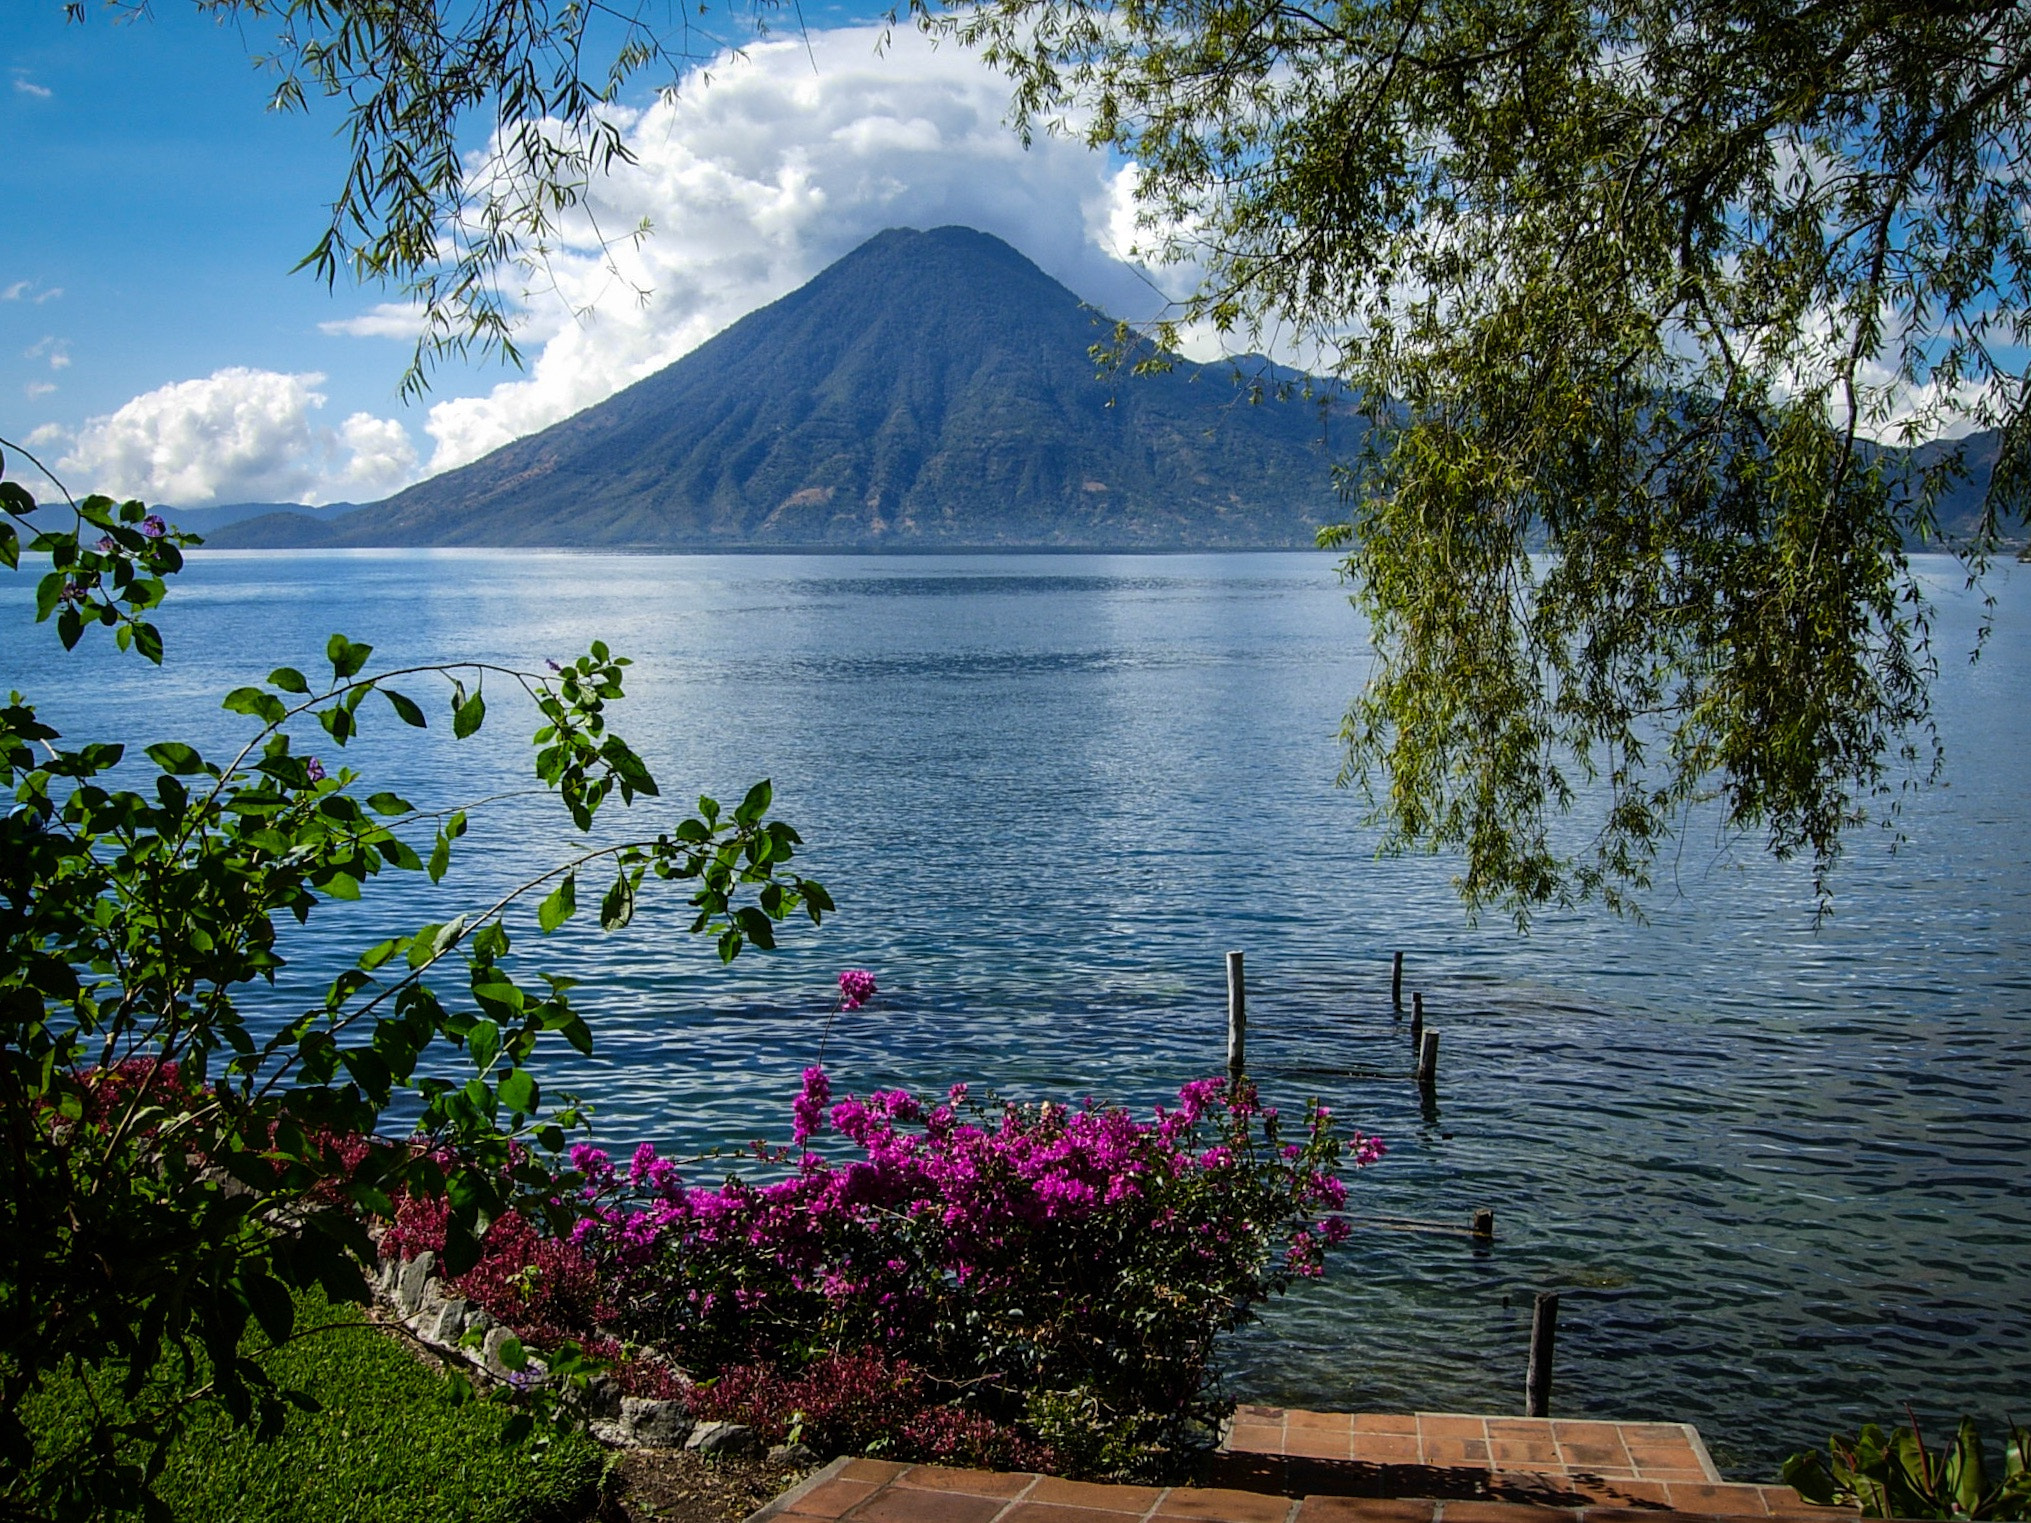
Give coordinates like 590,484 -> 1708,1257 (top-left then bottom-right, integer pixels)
57,367 -> 420,507
415,25 -> 1188,473
319,302 -> 429,339
25,336 -> 70,370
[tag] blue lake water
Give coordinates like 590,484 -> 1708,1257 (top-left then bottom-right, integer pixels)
4,549 -> 2027,1477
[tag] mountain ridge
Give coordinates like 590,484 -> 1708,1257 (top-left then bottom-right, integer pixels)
213,228 -> 1354,550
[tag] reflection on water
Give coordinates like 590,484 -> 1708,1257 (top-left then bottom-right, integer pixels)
4,549 -> 2026,1477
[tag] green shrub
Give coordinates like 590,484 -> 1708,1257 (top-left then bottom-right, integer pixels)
1785,1416 -> 2031,1520
21,1288 -> 606,1523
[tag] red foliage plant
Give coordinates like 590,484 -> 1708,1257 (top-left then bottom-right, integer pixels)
691,1349 -> 1055,1472
381,1192 -> 682,1398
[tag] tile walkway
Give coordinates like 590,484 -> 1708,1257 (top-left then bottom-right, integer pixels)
744,1405 -> 1862,1523
749,1451 -> 1843,1523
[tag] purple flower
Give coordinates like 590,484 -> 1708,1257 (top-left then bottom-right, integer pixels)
792,1066 -> 832,1144
546,659 -> 562,672
95,536 -> 117,554
303,756 -> 327,783
140,515 -> 166,538
58,581 -> 89,605
836,968 -> 877,1011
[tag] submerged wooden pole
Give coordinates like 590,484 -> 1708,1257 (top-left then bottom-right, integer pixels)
1409,994 -> 1425,1056
1391,951 -> 1404,1009
1416,1029 -> 1439,1088
1226,950 -> 1246,1077
1472,1207 -> 1496,1240
1526,1291 -> 1560,1417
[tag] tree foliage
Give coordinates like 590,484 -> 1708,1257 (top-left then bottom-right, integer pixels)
0,449 -> 832,1520
926,0 -> 2031,920
70,0 -> 782,395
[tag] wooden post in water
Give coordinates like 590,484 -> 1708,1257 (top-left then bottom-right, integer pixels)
1525,1291 -> 1559,1417
1409,994 -> 1425,1056
1416,1029 -> 1438,1088
1472,1208 -> 1495,1240
1226,950 -> 1247,1078
1391,951 -> 1404,1009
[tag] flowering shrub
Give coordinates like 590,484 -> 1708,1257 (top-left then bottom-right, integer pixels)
380,1193 -> 685,1399
691,1348 -> 1055,1470
562,1072 -> 1379,1475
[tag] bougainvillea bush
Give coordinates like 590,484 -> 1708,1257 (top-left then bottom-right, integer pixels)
559,1070 -> 1382,1476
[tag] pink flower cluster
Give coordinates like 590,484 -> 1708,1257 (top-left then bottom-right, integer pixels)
837,968 -> 877,1010
374,1071 -> 1380,1467
567,1071 -> 1379,1380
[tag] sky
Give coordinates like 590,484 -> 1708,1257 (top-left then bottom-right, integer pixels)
1,1 -> 1180,508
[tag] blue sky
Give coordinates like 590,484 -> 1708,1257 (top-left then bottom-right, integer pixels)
3,1 -> 1159,507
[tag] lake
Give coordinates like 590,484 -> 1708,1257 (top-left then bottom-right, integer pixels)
5,548 -> 2026,1476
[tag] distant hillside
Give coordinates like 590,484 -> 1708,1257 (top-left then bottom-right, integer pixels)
161,501 -> 359,539
214,228 -> 1355,550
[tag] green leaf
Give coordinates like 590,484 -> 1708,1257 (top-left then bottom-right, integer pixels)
268,666 -> 311,694
537,873 -> 577,934
221,686 -> 288,726
323,872 -> 362,901
239,1266 -> 295,1348
384,688 -> 428,728
408,914 -> 467,968
365,791 -> 415,816
468,1018 -> 501,1072
326,632 -> 372,680
497,1067 -> 539,1115
452,689 -> 486,739
131,621 -> 163,665
495,1333 -> 529,1372
599,870 -> 636,931
144,741 -> 208,775
736,777 -> 773,825
441,1214 -> 482,1277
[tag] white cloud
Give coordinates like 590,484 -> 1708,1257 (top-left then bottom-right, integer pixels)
1,281 -> 27,301
24,336 -> 69,370
24,381 -> 55,398
14,78 -> 52,100
416,25 -> 1180,473
319,302 -> 429,339
35,287 -> 63,305
57,367 -> 420,507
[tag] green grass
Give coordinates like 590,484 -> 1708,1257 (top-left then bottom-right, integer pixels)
23,1288 -> 607,1523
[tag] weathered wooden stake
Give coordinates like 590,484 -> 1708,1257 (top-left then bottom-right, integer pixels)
1226,950 -> 1246,1076
1409,996 -> 1425,1055
1416,1029 -> 1439,1087
1391,951 -> 1404,1009
1525,1291 -> 1559,1417
1472,1208 -> 1496,1240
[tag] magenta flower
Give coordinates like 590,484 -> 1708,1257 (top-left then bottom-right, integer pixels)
837,969 -> 877,1010
792,1066 -> 832,1144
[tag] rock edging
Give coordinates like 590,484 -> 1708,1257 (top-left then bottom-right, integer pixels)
371,1247 -> 749,1452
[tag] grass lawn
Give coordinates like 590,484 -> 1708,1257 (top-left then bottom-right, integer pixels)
22,1287 -> 608,1523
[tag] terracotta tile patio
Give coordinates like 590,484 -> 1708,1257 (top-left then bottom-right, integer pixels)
747,1442 -> 1849,1523
1207,1407 -> 1784,1511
